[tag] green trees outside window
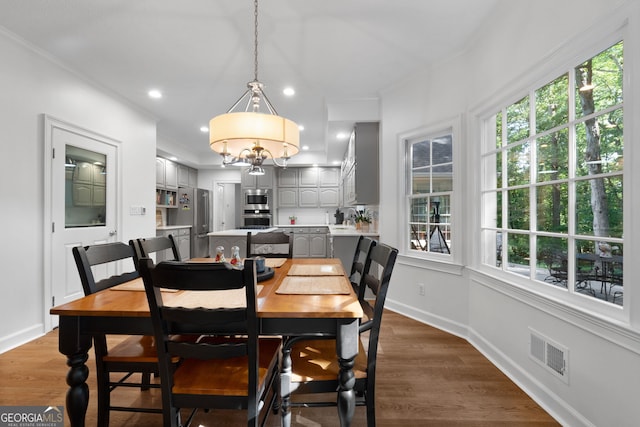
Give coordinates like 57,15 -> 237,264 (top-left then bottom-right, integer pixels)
482,40 -> 624,307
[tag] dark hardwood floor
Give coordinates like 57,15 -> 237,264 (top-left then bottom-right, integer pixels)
0,310 -> 559,426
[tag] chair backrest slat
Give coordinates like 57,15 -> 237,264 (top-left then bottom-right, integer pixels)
135,235 -> 181,264
139,258 -> 259,376
359,243 -> 398,346
246,231 -> 293,258
72,242 -> 140,295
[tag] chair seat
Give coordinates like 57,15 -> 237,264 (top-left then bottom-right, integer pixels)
172,338 -> 281,396
103,335 -> 159,363
290,338 -> 368,383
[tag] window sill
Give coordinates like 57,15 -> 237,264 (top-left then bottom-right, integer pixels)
398,253 -> 464,276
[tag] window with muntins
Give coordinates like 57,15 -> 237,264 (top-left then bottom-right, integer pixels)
481,40 -> 624,309
406,131 -> 453,256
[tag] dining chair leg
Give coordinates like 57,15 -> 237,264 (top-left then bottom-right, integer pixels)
280,345 -> 292,427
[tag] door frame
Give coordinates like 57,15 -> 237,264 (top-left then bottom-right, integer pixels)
213,179 -> 241,231
43,115 -> 123,331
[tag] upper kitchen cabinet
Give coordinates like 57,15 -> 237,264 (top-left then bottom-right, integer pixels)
276,167 -> 340,208
342,122 -> 379,206
318,168 -> 340,187
241,166 -> 274,189
298,167 -> 318,187
177,164 -> 198,188
156,157 -> 178,189
277,168 -> 297,187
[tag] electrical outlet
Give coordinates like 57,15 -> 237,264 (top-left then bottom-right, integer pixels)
417,283 -> 425,296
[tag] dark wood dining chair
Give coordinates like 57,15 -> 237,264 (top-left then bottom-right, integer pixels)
281,243 -> 398,427
138,258 -> 281,427
350,236 -> 376,293
72,242 -> 165,426
246,231 -> 293,258
134,235 -> 182,263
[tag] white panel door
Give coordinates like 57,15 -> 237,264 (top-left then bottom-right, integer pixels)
50,125 -> 118,326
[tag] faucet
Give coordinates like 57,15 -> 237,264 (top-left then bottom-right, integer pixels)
344,208 -> 358,226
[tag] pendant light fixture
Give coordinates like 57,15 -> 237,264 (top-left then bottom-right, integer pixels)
209,0 -> 299,174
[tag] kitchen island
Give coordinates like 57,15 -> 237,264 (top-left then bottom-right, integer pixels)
327,225 -> 379,272
208,225 -> 378,271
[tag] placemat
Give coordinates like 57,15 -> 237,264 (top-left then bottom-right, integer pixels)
172,285 -> 263,309
287,263 -> 345,276
109,278 -> 178,293
265,258 -> 287,268
276,276 -> 351,295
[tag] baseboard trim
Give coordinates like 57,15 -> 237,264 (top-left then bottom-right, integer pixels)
0,324 -> 45,355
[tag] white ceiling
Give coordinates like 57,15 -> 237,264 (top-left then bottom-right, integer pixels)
0,0 -> 497,168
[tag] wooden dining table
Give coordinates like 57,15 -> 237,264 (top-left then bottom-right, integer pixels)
50,258 -> 363,427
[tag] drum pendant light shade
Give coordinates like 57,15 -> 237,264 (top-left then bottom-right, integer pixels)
209,112 -> 300,159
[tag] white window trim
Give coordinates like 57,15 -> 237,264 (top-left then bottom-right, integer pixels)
468,12 -> 635,325
397,115 -> 463,266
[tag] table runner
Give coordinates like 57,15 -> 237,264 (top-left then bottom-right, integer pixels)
287,263 -> 345,276
276,276 -> 351,295
109,277 -> 178,292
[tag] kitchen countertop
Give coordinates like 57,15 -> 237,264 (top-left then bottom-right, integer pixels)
156,225 -> 192,230
207,228 -> 279,237
208,225 -> 378,237
327,224 -> 379,237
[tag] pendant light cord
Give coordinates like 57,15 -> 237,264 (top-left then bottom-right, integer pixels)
254,0 -> 259,82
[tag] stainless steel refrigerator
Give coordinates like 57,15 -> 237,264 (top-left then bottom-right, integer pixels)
170,187 -> 211,258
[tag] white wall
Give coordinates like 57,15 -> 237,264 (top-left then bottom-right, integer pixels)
0,29 -> 156,352
379,0 -> 640,425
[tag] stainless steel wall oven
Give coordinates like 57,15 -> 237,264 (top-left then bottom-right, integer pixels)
243,189 -> 271,227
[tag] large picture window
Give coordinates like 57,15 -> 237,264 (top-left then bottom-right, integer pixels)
481,40 -> 624,308
406,131 -> 453,256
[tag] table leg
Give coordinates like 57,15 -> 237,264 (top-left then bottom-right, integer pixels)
59,316 -> 92,427
336,319 -> 359,427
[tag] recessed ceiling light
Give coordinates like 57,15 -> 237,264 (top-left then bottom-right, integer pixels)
148,89 -> 162,99
298,124 -> 305,131
336,132 -> 348,140
302,145 -> 309,151
169,156 -> 178,161
332,160 -> 341,165
283,87 -> 295,96
200,126 -> 209,133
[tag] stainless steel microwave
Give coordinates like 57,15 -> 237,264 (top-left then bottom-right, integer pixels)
244,189 -> 270,213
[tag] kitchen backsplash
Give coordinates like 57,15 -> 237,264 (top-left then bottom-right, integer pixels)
278,206 -> 379,227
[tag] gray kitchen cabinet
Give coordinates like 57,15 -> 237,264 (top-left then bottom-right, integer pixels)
188,168 -> 198,187
298,188 -> 319,207
242,166 -> 274,189
342,122 -> 379,205
292,234 -> 310,257
276,167 -> 340,208
156,157 -> 178,189
175,228 -> 190,261
286,227 -> 328,258
309,233 -> 327,257
164,159 -> 178,189
277,168 -> 297,187
319,187 -> 339,207
319,168 -> 340,187
177,165 -> 189,187
178,164 -> 199,188
156,157 -> 166,187
156,227 -> 190,262
277,188 -> 298,208
298,167 -> 318,187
